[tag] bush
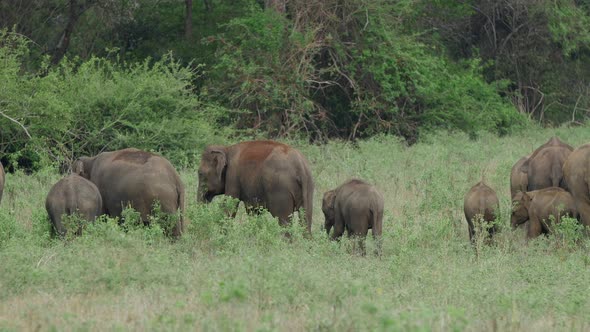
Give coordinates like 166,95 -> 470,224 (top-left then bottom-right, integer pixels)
0,30 -> 223,171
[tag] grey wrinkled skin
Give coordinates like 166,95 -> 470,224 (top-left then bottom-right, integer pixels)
563,144 -> 590,228
197,140 -> 314,235
510,155 -> 529,199
464,181 -> 499,243
45,174 -> 103,236
74,148 -> 186,237
511,187 -> 578,239
520,137 -> 573,191
322,179 -> 384,255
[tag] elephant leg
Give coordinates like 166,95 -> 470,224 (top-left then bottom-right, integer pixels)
354,236 -> 367,256
297,207 -> 311,236
51,213 -> 66,238
347,214 -> 369,256
466,219 -> 475,243
130,199 -> 151,226
527,217 -> 543,239
347,232 -> 368,256
331,212 -> 345,241
266,191 -> 295,227
576,200 -> 590,230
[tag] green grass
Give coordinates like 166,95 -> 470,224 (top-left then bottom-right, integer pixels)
1,127 -> 590,331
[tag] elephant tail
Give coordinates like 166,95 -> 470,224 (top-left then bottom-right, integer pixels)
301,168 -> 314,236
370,193 -> 384,235
175,177 -> 186,237
370,197 -> 384,256
552,161 -> 564,188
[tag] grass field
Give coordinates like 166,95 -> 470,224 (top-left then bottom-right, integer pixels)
1,127 -> 590,331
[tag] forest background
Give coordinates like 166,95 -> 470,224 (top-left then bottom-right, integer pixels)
2,0 -> 590,169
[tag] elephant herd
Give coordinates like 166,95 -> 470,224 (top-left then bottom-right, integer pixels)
0,141 -> 382,254
464,136 -> 590,241
1,136 -> 589,251
47,148 -> 186,237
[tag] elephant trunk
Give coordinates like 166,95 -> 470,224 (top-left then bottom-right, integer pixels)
197,187 -> 206,203
197,185 -> 213,203
511,216 -> 523,230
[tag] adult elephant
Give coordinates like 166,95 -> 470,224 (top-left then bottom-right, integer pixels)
197,140 -> 314,234
0,162 -> 4,204
563,144 -> 590,227
74,148 -> 185,236
510,155 -> 529,199
521,136 -> 573,191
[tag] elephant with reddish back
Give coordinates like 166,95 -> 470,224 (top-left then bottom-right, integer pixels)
520,136 -> 573,191
322,179 -> 384,255
197,140 -> 314,234
46,174 -> 103,236
74,148 -> 186,237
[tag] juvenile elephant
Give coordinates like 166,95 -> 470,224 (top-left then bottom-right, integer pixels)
510,155 -> 529,199
463,181 -> 499,242
563,144 -> 590,227
322,179 -> 384,255
511,187 -> 578,239
0,162 -> 4,204
520,137 -> 573,191
74,148 -> 185,237
46,174 -> 103,236
197,140 -> 314,234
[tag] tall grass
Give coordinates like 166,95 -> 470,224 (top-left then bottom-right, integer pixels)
1,127 -> 590,330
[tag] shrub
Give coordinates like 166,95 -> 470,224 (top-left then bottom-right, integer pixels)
0,30 -> 223,171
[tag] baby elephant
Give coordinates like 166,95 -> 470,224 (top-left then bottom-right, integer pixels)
464,181 -> 499,242
322,179 -> 384,255
511,187 -> 578,239
46,174 -> 103,236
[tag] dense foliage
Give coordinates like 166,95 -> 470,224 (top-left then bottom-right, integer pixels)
2,0 -> 590,167
0,30 -> 221,170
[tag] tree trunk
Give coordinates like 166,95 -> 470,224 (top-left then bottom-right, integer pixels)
185,0 -> 193,40
51,0 -> 81,65
51,0 -> 95,65
265,0 -> 286,13
203,0 -> 212,12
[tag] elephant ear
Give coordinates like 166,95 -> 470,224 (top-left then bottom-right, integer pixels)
522,192 -> 532,209
72,160 -> 85,177
210,149 -> 227,181
322,190 -> 336,210
519,159 -> 530,174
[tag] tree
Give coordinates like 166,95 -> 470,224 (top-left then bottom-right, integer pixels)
185,0 -> 193,40
51,0 -> 96,65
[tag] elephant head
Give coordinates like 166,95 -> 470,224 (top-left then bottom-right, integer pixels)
197,146 -> 228,203
322,190 -> 336,235
511,191 -> 532,228
73,156 -> 95,180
